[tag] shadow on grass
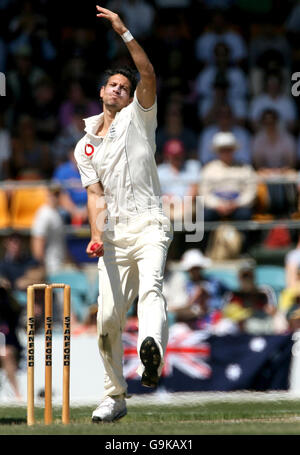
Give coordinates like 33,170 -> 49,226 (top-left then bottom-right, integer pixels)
0,418 -> 27,425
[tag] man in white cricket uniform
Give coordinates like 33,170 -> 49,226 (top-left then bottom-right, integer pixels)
74,6 -> 173,422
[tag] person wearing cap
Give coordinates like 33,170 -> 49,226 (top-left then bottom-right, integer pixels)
164,248 -> 228,330
200,131 -> 257,221
157,138 -> 201,220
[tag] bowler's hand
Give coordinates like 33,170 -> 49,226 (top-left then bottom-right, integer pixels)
96,5 -> 127,35
86,240 -> 104,258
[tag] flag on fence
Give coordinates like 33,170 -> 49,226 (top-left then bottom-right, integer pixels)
122,323 -> 293,394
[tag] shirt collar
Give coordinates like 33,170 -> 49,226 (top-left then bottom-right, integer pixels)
83,113 -> 104,136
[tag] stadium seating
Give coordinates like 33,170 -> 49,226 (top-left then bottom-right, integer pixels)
47,270 -> 96,322
10,186 -> 48,229
255,265 -> 286,296
203,268 -> 239,290
0,189 -> 10,229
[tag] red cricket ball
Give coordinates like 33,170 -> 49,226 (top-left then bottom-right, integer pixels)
91,242 -> 101,251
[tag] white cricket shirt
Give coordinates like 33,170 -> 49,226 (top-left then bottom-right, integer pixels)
74,91 -> 163,220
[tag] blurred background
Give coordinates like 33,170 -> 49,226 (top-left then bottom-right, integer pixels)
1,0 -> 300,401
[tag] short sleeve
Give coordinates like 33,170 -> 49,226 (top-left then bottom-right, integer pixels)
131,91 -> 157,135
31,206 -> 50,237
74,138 -> 100,188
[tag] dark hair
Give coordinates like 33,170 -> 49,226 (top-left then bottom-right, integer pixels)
102,66 -> 138,97
260,108 -> 279,122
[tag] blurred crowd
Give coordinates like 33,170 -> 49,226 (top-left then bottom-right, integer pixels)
2,0 -> 300,397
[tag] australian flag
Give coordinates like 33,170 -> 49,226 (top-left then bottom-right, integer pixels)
122,324 -> 293,394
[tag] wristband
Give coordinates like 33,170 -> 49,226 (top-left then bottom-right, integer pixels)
121,30 -> 134,43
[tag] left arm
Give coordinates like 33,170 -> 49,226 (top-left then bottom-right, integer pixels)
96,5 -> 156,108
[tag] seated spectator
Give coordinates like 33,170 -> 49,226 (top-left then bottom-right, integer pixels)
0,281 -> 23,400
0,233 -> 43,291
52,148 -> 88,225
10,114 -> 52,179
31,185 -> 68,276
195,41 -> 248,109
58,80 -> 100,130
249,72 -> 298,133
198,71 -> 247,127
249,21 -> 292,72
279,234 -> 300,319
163,249 -> 228,330
151,12 -> 195,99
8,1 -> 56,65
195,9 -> 247,66
249,48 -> 290,97
198,104 -> 251,165
51,106 -> 86,165
221,263 -> 281,334
6,45 -> 46,124
157,139 -> 201,221
200,132 -> 257,221
31,78 -> 59,142
106,0 -> 155,41
156,102 -> 198,162
252,109 -> 297,216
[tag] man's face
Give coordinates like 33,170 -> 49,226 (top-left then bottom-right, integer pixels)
100,74 -> 132,111
217,146 -> 235,165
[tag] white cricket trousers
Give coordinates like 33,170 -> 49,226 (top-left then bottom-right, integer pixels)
96,212 -> 173,398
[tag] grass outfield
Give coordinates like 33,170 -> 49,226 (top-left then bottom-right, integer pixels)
1,394 -> 300,435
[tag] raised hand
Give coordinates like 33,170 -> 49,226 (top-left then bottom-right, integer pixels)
96,5 -> 127,35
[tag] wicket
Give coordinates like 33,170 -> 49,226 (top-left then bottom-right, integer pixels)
27,283 -> 71,425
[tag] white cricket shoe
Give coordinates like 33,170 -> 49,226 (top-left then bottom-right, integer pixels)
92,395 -> 127,422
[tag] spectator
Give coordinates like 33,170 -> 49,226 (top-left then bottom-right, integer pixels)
6,45 -> 46,124
195,9 -> 247,66
8,0 -> 56,64
31,185 -> 67,276
278,235 -> 300,329
194,41 -> 248,110
219,262 -> 282,335
197,71 -> 247,126
249,72 -> 298,133
52,148 -> 88,225
249,48 -> 290,97
58,80 -> 100,130
249,21 -> 291,71
51,106 -> 86,165
156,102 -> 198,162
164,248 -> 227,330
0,280 -> 23,400
31,77 -> 59,142
106,0 -> 155,41
157,139 -> 201,221
200,132 -> 257,221
0,233 -> 43,291
198,104 -> 251,165
10,114 -> 52,179
152,12 -> 195,99
252,109 -> 297,216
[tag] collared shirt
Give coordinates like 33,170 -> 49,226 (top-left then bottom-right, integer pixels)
74,91 -> 163,220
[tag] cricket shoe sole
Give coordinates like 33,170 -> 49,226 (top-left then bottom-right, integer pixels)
140,336 -> 161,388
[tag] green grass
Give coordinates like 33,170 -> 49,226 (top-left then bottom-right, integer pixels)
1,399 -> 300,435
